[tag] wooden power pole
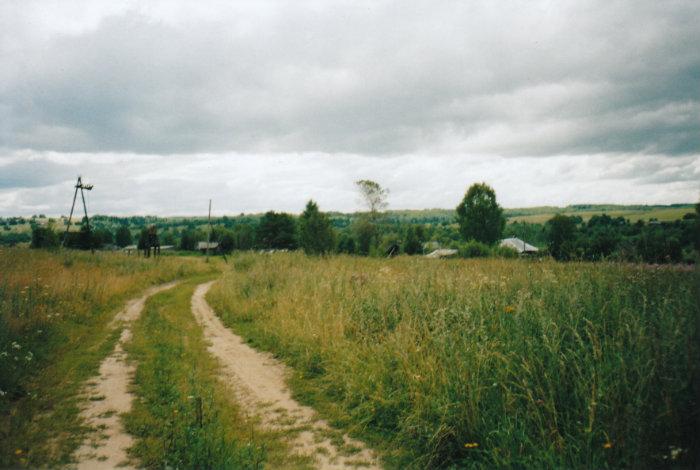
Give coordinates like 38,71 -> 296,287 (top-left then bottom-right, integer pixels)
62,176 -> 93,247
206,199 -> 212,261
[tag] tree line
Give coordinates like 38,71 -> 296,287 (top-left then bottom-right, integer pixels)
24,181 -> 700,263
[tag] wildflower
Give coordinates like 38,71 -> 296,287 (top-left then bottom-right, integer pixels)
464,442 -> 479,449
603,441 -> 613,449
504,305 -> 515,314
15,449 -> 22,455
11,342 -> 21,350
669,446 -> 683,460
0,389 -> 6,397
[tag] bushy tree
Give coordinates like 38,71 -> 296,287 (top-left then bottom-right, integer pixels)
93,228 -> 114,246
546,214 -> 578,260
232,224 -> 255,250
458,240 -> 491,258
403,225 -> 423,255
179,229 -> 197,251
30,225 -> 59,249
456,183 -> 505,245
256,212 -> 297,250
337,232 -> 356,254
115,225 -> 132,247
353,217 -> 376,255
218,231 -> 235,254
298,200 -> 335,255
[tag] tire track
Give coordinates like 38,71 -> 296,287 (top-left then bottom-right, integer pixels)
72,281 -> 179,470
191,281 -> 381,469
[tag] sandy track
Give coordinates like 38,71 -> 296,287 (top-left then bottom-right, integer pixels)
191,281 -> 381,469
72,281 -> 179,470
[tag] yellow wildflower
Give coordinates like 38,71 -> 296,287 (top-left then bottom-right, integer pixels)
464,442 -> 479,449
603,441 -> 613,449
15,449 -> 22,455
504,305 -> 515,314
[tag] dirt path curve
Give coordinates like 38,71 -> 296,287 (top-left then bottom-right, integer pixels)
72,281 -> 179,470
192,281 -> 381,470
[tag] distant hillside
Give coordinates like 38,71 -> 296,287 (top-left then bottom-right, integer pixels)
337,204 -> 696,226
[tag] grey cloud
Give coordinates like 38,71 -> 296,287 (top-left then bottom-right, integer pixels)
0,157 -> 75,188
0,150 -> 697,217
1,1 -> 699,156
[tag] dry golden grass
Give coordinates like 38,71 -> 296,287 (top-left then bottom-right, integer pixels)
0,248 -> 217,467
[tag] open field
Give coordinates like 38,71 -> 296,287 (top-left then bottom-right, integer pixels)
207,252 -> 699,468
1,248 -> 698,468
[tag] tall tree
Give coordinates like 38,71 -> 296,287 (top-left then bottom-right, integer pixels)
115,225 -> 132,247
456,183 -> 505,245
298,200 -> 335,255
355,180 -> 389,219
256,211 -> 297,250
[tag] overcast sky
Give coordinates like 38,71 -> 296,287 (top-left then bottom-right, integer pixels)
1,0 -> 698,216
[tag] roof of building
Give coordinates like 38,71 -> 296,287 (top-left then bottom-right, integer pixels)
499,237 -> 539,253
425,248 -> 459,259
197,241 -> 219,249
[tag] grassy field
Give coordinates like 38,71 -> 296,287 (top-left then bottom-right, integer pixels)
207,252 -> 699,468
507,206 -> 695,224
0,248 -> 217,467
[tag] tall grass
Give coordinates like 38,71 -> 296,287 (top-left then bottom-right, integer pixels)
0,248 -> 215,466
207,252 -> 699,468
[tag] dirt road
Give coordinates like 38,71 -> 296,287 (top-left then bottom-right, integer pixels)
191,281 -> 381,469
72,281 -> 179,470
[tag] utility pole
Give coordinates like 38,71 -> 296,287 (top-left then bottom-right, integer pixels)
206,199 -> 212,261
62,176 -> 93,248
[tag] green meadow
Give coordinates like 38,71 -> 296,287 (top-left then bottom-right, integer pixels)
207,252 -> 699,468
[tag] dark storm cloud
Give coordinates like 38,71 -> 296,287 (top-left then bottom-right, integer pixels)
1,1 -> 698,156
